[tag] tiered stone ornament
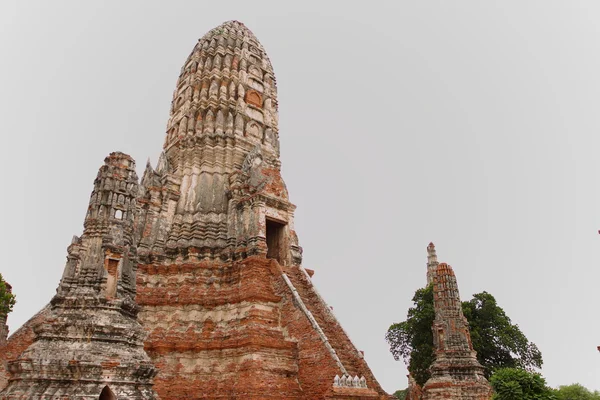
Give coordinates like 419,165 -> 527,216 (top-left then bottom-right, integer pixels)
422,244 -> 493,400
0,153 -> 156,399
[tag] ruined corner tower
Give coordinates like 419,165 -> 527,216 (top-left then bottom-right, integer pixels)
422,244 -> 492,400
0,153 -> 156,399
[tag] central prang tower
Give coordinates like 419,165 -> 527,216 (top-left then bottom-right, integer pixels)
135,21 -> 391,399
137,20 -> 300,265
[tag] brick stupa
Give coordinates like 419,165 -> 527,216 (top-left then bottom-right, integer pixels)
0,21 -> 392,399
421,244 -> 492,400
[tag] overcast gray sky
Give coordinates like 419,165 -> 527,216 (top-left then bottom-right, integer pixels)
1,0 -> 599,393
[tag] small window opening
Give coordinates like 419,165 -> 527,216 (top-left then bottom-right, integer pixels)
99,386 -> 117,400
266,219 -> 286,265
115,210 -> 123,220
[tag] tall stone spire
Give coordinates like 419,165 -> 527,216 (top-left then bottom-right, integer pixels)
422,257 -> 492,399
426,242 -> 438,285
0,153 -> 157,399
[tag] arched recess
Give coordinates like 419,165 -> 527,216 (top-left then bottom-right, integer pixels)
99,386 -> 117,400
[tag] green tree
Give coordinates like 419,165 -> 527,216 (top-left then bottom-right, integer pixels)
386,286 -> 542,385
393,389 -> 407,399
385,285 -> 435,386
0,273 -> 16,316
555,383 -> 600,400
490,368 -> 555,400
462,291 -> 543,376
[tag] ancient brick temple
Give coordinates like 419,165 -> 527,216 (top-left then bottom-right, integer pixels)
0,21 -> 393,399
421,244 -> 492,400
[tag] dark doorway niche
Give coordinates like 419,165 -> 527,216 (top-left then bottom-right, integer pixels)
266,218 -> 286,264
99,386 -> 117,400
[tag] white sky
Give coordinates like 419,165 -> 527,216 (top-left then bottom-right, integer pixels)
1,0 -> 599,393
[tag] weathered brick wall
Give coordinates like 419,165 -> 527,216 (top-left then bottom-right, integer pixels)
406,375 -> 423,400
273,266 -> 343,397
137,257 -> 303,399
0,305 -> 50,391
136,256 -> 392,399
422,383 -> 492,400
281,266 -> 391,399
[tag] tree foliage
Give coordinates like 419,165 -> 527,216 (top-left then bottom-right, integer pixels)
462,291 -> 543,376
386,285 -> 542,386
490,368 -> 555,400
393,389 -> 407,400
0,273 -> 16,316
385,285 -> 435,386
555,384 -> 600,400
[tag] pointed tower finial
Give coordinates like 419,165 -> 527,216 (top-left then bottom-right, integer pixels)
426,242 -> 438,285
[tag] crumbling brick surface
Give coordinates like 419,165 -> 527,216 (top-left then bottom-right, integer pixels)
137,257 -> 301,399
406,374 -> 424,400
282,266 -> 390,398
137,256 -> 391,399
0,305 -> 50,392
